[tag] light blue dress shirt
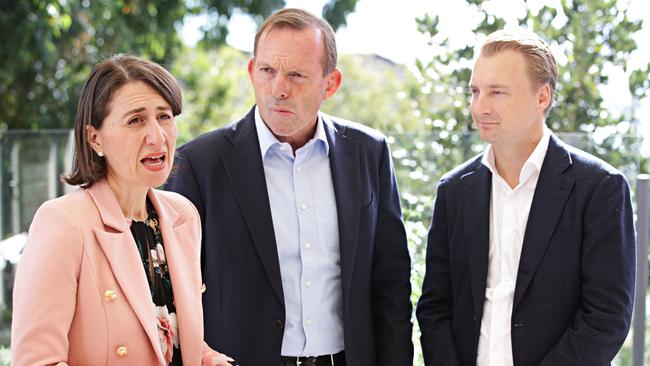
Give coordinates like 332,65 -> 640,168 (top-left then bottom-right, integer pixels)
254,107 -> 344,356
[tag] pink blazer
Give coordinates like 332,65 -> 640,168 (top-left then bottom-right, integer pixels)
12,179 -> 213,365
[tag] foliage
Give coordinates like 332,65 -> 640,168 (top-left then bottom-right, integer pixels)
172,45 -> 254,145
0,347 -> 8,366
0,0 -> 187,130
195,0 -> 357,47
321,54 -> 419,133
0,0 -> 358,131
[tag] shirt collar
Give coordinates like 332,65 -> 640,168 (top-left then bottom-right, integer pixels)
254,106 -> 329,159
481,125 -> 551,185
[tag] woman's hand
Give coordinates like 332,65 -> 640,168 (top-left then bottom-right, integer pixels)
201,350 -> 235,366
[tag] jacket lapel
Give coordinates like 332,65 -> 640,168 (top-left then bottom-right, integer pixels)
220,109 -> 285,305
149,190 -> 203,366
88,180 -> 166,365
461,160 -> 492,316
323,118 -> 360,306
513,135 -> 574,310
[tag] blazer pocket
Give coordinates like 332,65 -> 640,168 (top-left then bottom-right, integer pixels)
360,193 -> 375,211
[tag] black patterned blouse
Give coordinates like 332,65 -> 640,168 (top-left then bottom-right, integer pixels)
129,199 -> 182,365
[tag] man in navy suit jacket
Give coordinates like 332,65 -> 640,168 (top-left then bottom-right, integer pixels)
417,30 -> 635,366
167,8 -> 413,366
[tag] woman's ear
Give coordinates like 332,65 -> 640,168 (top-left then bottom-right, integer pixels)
86,124 -> 103,156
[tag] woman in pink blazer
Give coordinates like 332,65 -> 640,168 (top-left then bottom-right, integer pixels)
11,55 -> 234,366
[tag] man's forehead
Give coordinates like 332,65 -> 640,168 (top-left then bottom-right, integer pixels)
255,27 -> 325,70
260,25 -> 322,44
472,52 -> 525,76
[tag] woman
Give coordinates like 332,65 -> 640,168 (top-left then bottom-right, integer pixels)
11,55 -> 234,366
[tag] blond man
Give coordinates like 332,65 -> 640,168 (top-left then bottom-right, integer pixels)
417,30 -> 635,366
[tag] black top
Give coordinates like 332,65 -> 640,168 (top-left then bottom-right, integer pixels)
129,199 -> 182,365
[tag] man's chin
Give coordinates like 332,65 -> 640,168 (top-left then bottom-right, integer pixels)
266,123 -> 295,139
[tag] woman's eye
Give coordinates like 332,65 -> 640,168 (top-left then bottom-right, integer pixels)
158,114 -> 171,120
128,117 -> 140,125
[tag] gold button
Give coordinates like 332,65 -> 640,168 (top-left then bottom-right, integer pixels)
200,283 -> 207,293
104,290 -> 117,302
116,346 -> 128,357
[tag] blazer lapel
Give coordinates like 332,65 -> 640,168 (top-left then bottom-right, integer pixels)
324,118 -> 360,306
149,190 -> 203,366
461,161 -> 492,316
513,135 -> 574,310
220,110 -> 284,305
88,180 -> 166,365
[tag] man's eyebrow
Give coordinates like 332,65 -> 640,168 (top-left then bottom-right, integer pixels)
468,83 -> 509,89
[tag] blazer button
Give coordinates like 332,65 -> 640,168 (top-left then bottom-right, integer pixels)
104,290 -> 117,302
116,346 -> 128,357
201,283 -> 207,293
273,319 -> 284,330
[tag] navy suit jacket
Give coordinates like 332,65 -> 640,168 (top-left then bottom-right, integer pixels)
166,107 -> 413,366
416,135 -> 635,366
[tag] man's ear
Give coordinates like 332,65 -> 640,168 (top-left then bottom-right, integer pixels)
247,58 -> 255,82
323,68 -> 342,100
538,83 -> 552,112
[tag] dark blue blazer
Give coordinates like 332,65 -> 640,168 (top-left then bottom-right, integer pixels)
166,107 -> 413,366
416,135 -> 635,366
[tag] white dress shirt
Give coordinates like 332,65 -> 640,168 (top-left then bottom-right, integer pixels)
254,107 -> 344,357
476,127 -> 551,366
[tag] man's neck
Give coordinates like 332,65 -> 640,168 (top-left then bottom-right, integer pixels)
492,131 -> 544,189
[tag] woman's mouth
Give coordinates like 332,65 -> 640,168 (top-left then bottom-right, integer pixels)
141,152 -> 167,171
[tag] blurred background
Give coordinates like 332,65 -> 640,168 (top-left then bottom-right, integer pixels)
1,0 -> 649,364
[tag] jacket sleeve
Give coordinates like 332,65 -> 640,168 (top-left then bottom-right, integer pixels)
372,140 -> 414,365
540,172 -> 635,365
11,201 -> 83,366
416,181 -> 462,366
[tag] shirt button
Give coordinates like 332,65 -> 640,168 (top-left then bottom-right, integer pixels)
301,203 -> 307,210
104,290 -> 117,302
296,166 -> 302,173
305,280 -> 311,288
116,346 -> 128,357
306,318 -> 312,326
304,242 -> 311,249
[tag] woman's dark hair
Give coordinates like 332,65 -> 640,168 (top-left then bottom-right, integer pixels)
64,54 -> 182,187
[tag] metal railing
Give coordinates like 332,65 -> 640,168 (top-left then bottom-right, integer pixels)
634,175 -> 649,366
